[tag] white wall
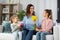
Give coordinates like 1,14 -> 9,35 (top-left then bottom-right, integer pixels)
4,0 -> 57,21
0,0 -> 4,3
37,0 -> 46,21
45,0 -> 57,21
20,0 -> 57,21
20,0 -> 38,16
37,0 -> 57,21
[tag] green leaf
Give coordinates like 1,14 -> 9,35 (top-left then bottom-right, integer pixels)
17,10 -> 26,21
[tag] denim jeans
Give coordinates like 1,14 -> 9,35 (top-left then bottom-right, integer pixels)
12,31 -> 22,40
36,32 -> 52,40
22,29 -> 36,40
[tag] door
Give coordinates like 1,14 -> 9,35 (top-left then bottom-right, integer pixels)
57,0 -> 60,23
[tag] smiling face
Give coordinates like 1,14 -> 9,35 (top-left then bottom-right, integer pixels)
30,6 -> 34,15
43,11 -> 49,18
26,4 -> 35,16
12,16 -> 18,23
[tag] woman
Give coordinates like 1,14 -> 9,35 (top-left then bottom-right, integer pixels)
36,9 -> 53,40
22,4 -> 37,40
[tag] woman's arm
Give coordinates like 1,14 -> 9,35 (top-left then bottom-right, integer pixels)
36,27 -> 40,32
36,20 -> 42,32
22,16 -> 26,29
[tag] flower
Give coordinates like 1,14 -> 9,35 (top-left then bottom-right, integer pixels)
32,16 -> 37,30
20,23 -> 24,27
32,16 -> 37,21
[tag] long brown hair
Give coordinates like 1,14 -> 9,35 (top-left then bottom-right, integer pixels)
26,4 -> 35,17
44,9 -> 53,20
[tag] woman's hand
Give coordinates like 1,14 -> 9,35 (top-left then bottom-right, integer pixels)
39,29 -> 42,32
36,27 -> 40,32
36,27 -> 42,32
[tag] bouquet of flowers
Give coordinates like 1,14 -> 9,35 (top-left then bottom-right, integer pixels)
32,15 -> 37,30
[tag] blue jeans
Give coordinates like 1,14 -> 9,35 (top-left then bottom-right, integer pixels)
22,29 -> 35,40
36,32 -> 52,40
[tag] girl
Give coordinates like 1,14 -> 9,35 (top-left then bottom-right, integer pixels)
36,9 -> 53,40
10,15 -> 22,40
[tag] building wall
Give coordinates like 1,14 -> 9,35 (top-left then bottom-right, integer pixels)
4,0 -> 57,21
0,0 -> 4,3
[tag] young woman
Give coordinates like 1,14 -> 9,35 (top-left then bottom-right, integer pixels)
10,15 -> 22,40
22,4 -> 37,40
36,9 -> 53,40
